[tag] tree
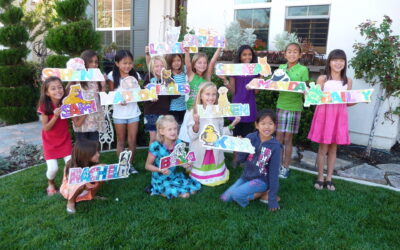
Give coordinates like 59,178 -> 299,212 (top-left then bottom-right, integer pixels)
0,0 -> 38,124
225,21 -> 257,54
349,16 -> 400,156
44,0 -> 101,67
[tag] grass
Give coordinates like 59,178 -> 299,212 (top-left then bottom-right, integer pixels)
1,149 -> 399,249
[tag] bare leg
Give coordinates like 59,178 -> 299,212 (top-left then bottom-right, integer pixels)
316,143 -> 329,182
66,185 -> 85,213
149,131 -> 157,145
283,133 -> 293,168
276,131 -> 284,166
47,179 -> 56,193
115,123 -> 127,157
326,144 -> 337,191
127,122 -> 139,163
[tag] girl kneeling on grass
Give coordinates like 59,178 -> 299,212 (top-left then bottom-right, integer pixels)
145,115 -> 201,198
220,109 -> 282,211
60,140 -> 104,214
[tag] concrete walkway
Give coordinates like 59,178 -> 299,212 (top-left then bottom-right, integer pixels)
0,121 -> 42,157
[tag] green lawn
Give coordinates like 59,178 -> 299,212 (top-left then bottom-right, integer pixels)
1,149 -> 399,249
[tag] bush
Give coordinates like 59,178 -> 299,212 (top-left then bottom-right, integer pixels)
45,20 -> 101,56
0,106 -> 38,124
0,25 -> 29,47
45,54 -> 69,68
0,156 -> 11,175
0,86 -> 39,106
0,47 -> 29,66
55,0 -> 88,22
0,64 -> 35,87
0,5 -> 23,25
9,141 -> 44,168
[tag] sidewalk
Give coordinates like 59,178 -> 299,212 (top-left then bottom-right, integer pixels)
0,121 -> 42,157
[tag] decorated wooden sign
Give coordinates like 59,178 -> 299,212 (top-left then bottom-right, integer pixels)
149,42 -> 198,56
197,87 -> 250,118
215,57 -> 272,77
200,124 -> 255,154
60,84 -> 97,119
183,34 -> 225,48
42,57 -> 105,81
68,150 -> 132,185
99,76 -> 157,105
304,82 -> 374,107
144,69 -> 190,95
159,143 -> 196,170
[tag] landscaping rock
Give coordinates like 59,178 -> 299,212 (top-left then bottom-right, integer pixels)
376,163 -> 400,175
337,164 -> 387,184
291,146 -> 298,160
300,150 -> 352,170
387,175 -> 400,188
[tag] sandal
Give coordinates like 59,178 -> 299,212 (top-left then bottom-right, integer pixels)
325,181 -> 336,191
46,188 -> 57,196
314,180 -> 324,190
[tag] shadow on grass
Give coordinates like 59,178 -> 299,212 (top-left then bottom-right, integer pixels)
0,149 -> 399,248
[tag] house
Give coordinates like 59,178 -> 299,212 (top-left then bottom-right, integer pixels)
22,0 -> 400,150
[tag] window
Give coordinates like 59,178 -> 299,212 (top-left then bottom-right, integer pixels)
286,5 -> 330,54
234,0 -> 270,4
235,8 -> 270,49
96,0 -> 131,51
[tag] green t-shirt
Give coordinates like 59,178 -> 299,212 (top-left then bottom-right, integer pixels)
186,74 -> 206,110
276,63 -> 309,111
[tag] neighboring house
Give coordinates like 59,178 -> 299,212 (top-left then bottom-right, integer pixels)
185,0 -> 400,150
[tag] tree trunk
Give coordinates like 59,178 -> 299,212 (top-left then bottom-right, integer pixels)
365,85 -> 384,156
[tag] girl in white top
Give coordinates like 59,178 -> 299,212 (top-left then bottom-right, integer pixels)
108,50 -> 141,173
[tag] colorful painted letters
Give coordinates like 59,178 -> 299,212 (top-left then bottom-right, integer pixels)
42,68 -> 105,81
68,151 -> 132,184
304,82 -> 374,107
60,84 -> 97,119
99,88 -> 157,105
200,124 -> 255,154
159,143 -> 196,170
148,42 -> 198,56
247,78 -> 307,93
145,83 -> 190,95
215,57 -> 272,77
183,34 -> 225,48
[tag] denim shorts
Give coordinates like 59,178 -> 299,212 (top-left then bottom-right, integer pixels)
113,116 -> 140,124
144,114 -> 160,132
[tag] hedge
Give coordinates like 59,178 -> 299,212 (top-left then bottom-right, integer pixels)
0,25 -> 29,47
0,106 -> 38,124
0,64 -> 35,87
0,86 -> 39,107
0,47 -> 29,66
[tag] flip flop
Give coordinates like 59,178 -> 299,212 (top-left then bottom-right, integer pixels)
46,188 -> 57,196
325,181 -> 336,191
66,207 -> 76,214
314,180 -> 324,190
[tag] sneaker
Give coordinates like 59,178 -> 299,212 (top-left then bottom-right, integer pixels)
129,165 -> 139,174
279,167 -> 289,179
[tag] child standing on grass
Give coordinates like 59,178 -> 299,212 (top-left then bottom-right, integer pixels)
276,43 -> 309,178
187,82 -> 240,186
220,109 -> 281,211
60,139 -> 103,214
308,49 -> 353,191
166,54 -> 187,125
68,50 -> 106,142
108,50 -> 141,174
179,48 -> 222,142
145,115 -> 201,198
143,56 -> 178,144
37,76 -> 72,196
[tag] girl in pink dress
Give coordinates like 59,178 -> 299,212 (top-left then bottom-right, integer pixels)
308,49 -> 355,191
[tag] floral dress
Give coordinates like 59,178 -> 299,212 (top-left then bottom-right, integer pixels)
149,139 -> 201,198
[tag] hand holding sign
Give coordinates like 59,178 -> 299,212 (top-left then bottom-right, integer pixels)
159,143 -> 197,170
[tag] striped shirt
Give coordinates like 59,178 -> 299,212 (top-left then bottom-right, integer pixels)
170,71 -> 187,111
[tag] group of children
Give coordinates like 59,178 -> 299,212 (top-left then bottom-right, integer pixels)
38,42 -> 354,213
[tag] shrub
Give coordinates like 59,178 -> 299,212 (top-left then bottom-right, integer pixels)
0,86 -> 38,106
0,25 -> 29,46
45,54 -> 69,68
0,106 -> 38,124
0,156 -> 11,175
0,64 -> 35,87
55,0 -> 88,22
0,5 -> 23,24
45,20 -> 101,56
0,47 -> 29,66
9,141 -> 44,168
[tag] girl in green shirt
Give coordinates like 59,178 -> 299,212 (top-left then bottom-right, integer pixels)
276,43 -> 309,178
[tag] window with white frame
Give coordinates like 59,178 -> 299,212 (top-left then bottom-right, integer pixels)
96,0 -> 131,51
286,5 -> 330,54
235,8 -> 270,50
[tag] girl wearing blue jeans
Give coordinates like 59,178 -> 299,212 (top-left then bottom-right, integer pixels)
220,109 -> 282,211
